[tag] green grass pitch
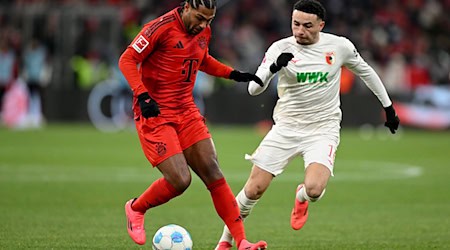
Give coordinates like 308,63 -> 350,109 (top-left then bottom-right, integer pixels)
1,124 -> 449,249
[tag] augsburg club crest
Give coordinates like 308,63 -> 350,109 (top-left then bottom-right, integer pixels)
325,52 -> 335,65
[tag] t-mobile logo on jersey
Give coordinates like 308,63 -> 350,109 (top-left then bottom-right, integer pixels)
181,59 -> 199,82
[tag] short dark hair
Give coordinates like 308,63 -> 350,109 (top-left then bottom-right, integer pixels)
294,0 -> 326,21
185,0 -> 216,10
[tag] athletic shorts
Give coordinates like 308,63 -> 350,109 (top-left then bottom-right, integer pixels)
245,122 -> 340,176
135,108 -> 211,166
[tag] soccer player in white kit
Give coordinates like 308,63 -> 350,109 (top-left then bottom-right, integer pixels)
215,0 -> 400,249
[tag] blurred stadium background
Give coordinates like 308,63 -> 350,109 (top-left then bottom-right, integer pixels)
0,0 -> 449,249
0,0 -> 448,129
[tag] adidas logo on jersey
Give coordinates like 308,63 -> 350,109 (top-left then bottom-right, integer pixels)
173,41 -> 184,49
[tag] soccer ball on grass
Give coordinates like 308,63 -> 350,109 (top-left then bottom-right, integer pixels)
152,224 -> 193,250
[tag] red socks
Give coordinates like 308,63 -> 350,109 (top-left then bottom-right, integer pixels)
131,177 -> 246,245
208,178 -> 246,246
131,178 -> 181,213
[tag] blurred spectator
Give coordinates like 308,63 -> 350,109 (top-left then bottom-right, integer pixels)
0,0 -> 448,107
193,71 -> 215,115
71,52 -> 109,89
405,56 -> 432,90
340,67 -> 355,94
383,52 -> 408,94
1,78 -> 29,129
0,36 -> 17,113
22,38 -> 51,127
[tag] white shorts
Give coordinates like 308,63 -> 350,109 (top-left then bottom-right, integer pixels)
245,122 -> 340,176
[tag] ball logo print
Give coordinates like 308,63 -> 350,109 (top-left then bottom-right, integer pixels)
152,224 -> 193,250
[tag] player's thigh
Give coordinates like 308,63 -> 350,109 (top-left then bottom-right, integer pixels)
302,134 -> 339,176
184,138 -> 223,186
157,153 -> 192,192
136,116 -> 183,167
246,124 -> 301,176
177,109 -> 211,150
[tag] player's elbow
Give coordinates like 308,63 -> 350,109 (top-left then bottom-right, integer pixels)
118,50 -> 134,73
118,53 -> 126,72
248,89 -> 260,96
248,82 -> 264,96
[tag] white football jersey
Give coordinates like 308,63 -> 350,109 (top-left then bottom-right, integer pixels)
249,32 -> 392,126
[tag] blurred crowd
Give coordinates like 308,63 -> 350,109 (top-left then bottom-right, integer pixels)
0,0 -> 449,125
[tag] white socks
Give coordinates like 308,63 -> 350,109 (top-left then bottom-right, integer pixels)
217,189 -> 259,245
296,185 -> 308,202
296,184 -> 326,203
237,189 -> 258,218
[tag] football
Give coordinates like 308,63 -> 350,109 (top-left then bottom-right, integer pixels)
152,224 -> 193,250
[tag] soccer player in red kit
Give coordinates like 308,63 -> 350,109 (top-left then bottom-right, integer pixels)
118,0 -> 267,249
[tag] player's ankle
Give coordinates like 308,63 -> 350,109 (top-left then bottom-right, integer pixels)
237,239 -> 245,248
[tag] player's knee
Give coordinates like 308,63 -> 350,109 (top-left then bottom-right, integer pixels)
306,187 -> 322,198
304,183 -> 326,202
172,174 -> 192,193
199,158 -> 225,183
244,184 -> 265,200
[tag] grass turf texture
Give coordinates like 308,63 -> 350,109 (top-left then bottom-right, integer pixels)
1,124 -> 449,249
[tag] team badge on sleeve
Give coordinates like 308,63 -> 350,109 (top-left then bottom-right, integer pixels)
132,35 -> 149,53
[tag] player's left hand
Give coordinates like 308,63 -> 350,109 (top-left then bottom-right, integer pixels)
137,92 -> 160,118
229,70 -> 264,87
270,53 -> 294,73
384,105 -> 400,134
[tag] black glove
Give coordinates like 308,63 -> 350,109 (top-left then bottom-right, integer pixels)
137,92 -> 160,118
270,53 -> 294,73
384,105 -> 400,134
229,70 -> 264,87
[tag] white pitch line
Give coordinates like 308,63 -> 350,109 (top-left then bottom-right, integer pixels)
0,160 -> 423,183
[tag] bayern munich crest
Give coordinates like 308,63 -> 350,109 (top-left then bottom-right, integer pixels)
156,142 -> 167,156
197,36 -> 207,49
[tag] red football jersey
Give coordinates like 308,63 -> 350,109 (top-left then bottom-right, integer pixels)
119,8 -> 233,114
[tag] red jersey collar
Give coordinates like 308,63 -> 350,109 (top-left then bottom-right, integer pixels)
174,7 -> 188,34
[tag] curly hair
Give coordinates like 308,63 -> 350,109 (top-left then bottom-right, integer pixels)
185,0 -> 216,10
294,0 -> 326,21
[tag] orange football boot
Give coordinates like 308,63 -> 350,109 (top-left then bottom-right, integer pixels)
290,184 -> 309,230
125,199 -> 146,245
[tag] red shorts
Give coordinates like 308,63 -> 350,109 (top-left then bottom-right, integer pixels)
135,108 -> 211,166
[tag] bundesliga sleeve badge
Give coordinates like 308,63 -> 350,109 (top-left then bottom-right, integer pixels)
132,35 -> 149,53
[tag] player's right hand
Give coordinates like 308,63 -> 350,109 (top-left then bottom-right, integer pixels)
137,92 -> 160,118
384,105 -> 400,134
270,53 -> 294,73
229,70 -> 264,87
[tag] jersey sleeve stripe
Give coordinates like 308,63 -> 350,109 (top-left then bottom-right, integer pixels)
144,14 -> 176,38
